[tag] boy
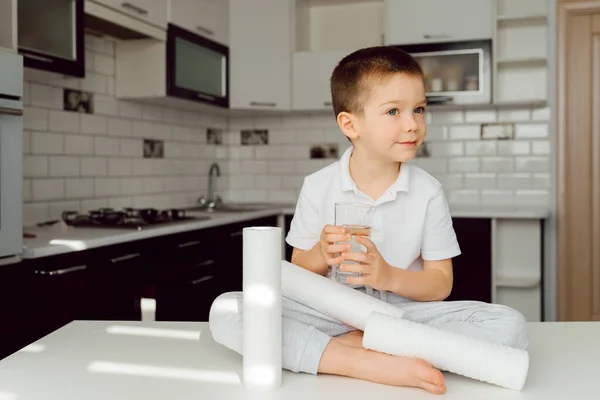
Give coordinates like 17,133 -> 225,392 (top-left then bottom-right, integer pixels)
209,46 -> 527,395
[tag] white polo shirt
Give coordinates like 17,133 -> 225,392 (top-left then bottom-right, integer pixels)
286,146 -> 461,281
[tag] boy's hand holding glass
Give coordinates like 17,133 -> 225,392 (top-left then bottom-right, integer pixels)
319,224 -> 351,267
339,235 -> 393,291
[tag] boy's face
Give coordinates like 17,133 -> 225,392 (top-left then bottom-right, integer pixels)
344,73 -> 427,163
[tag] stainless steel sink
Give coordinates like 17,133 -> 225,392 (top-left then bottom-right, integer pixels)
185,203 -> 273,213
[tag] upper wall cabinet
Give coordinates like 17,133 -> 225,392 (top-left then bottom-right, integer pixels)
229,0 -> 293,111
291,0 -> 384,111
0,0 -> 17,52
85,0 -> 168,41
384,0 -> 494,45
293,50 -> 346,111
91,0 -> 167,29
169,0 -> 229,46
18,0 -> 85,77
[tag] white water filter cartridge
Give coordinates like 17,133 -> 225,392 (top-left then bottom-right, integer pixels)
242,226 -> 283,392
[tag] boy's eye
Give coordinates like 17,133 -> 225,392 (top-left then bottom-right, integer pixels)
387,108 -> 398,116
414,107 -> 426,114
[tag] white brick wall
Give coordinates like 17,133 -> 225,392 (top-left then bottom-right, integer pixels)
22,34 -> 224,225
22,35 -> 552,224
225,106 -> 551,207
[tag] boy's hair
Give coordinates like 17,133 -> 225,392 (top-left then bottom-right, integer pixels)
330,46 -> 424,119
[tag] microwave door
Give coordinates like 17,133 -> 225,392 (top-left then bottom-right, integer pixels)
166,24 -> 229,107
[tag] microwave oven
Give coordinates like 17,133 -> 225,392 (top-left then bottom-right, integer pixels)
0,51 -> 23,260
166,23 -> 229,108
394,39 -> 492,106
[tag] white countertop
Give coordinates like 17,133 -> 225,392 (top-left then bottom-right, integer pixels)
20,203 -> 549,259
21,208 -> 291,259
0,320 -> 597,399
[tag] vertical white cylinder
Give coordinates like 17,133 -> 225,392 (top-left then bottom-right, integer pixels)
242,226 -> 282,392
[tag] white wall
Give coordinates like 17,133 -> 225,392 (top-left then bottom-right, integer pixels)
22,34 -> 227,225
223,107 -> 551,207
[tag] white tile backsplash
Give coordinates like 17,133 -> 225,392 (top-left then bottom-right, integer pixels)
21,34 -> 216,225
22,35 -> 553,223
49,156 -> 80,177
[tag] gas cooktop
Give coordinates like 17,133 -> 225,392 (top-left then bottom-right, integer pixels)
61,207 -> 204,230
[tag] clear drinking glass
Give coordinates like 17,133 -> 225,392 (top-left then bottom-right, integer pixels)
333,202 -> 374,296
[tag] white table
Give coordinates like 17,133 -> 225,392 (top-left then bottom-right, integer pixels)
0,321 -> 598,399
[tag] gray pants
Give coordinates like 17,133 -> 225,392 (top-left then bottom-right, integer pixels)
208,289 -> 529,375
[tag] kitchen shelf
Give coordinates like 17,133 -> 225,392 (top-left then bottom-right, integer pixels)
496,275 -> 540,289
496,57 -> 547,67
425,99 -> 547,111
496,14 -> 547,24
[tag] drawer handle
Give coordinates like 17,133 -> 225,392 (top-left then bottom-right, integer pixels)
178,240 -> 201,248
230,231 -> 243,237
250,102 -> 276,107
35,265 -> 87,276
111,253 -> 140,263
22,53 -> 54,63
189,275 -> 214,285
0,106 -> 23,116
198,259 -> 216,268
323,101 -> 332,106
196,93 -> 216,101
195,25 -> 214,36
423,34 -> 452,39
121,2 -> 148,15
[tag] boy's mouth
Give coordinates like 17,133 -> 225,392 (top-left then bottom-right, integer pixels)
397,140 -> 417,148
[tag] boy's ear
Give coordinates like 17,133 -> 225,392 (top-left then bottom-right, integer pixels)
337,111 -> 359,141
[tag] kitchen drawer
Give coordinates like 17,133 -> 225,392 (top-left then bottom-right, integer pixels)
91,0 -> 168,29
155,252 -> 223,322
88,242 -> 150,321
169,0 -> 228,45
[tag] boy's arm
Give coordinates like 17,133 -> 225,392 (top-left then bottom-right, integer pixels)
387,188 -> 459,301
291,245 -> 328,276
386,259 -> 453,301
286,179 -> 329,275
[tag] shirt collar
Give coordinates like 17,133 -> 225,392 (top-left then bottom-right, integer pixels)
339,146 -> 410,193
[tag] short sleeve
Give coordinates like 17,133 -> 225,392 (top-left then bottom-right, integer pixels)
420,188 -> 461,260
285,179 -> 322,251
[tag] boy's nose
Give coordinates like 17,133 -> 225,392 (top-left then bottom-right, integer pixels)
402,115 -> 420,133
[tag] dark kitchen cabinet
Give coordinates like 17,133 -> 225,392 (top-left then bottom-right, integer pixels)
18,0 -> 85,77
154,229 -> 223,322
284,213 -> 294,262
447,217 -> 492,303
89,241 -> 150,321
0,251 -> 96,359
0,215 -> 285,359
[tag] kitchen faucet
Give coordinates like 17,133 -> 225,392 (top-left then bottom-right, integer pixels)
197,162 -> 222,209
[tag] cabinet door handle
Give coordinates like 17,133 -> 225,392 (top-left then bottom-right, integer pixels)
196,93 -> 216,101
250,102 -> 276,107
423,34 -> 452,40
197,259 -> 216,268
0,107 -> 23,116
121,2 -> 148,15
22,53 -> 54,63
35,265 -> 87,276
111,253 -> 141,263
178,240 -> 201,248
230,231 -> 243,237
195,25 -> 214,36
189,275 -> 214,285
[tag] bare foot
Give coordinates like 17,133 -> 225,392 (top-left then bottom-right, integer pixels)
319,338 -> 446,394
337,330 -> 364,348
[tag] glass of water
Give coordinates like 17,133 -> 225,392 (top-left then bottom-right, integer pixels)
333,202 -> 374,295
